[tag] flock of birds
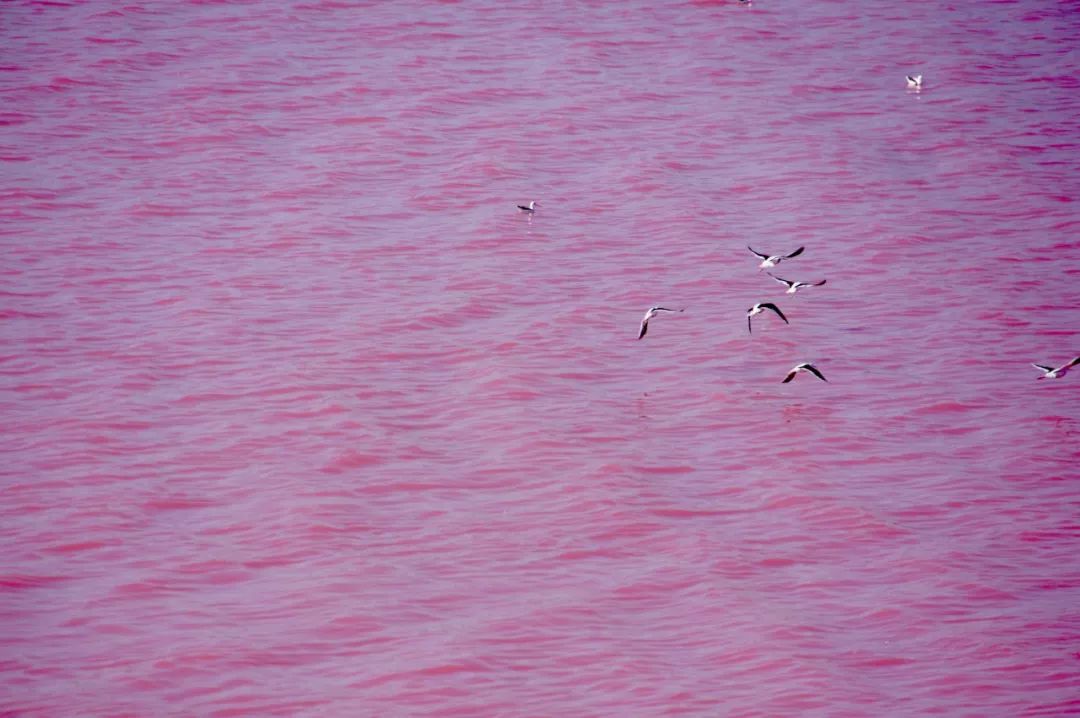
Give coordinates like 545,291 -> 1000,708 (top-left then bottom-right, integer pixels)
634,243 -> 829,385
516,73 -> 1077,383
518,197 -> 840,383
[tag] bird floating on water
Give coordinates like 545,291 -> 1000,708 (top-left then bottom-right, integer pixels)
768,273 -> 826,294
906,74 -> 923,89
1031,356 -> 1080,379
638,306 -> 684,340
748,246 -> 804,270
783,362 -> 827,383
517,201 -> 537,213
747,302 -> 788,334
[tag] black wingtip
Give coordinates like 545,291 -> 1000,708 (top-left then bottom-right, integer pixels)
762,303 -> 789,323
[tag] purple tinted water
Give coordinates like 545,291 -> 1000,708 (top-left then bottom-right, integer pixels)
2,1 -> 1079,716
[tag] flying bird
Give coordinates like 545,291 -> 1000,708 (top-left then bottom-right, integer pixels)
638,306 -> 683,340
906,74 -> 923,89
517,201 -> 537,213
747,302 -> 787,334
1031,356 -> 1080,379
768,273 -> 826,294
748,245 -> 804,270
782,362 -> 828,383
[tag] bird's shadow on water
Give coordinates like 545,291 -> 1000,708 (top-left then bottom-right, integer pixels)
782,402 -> 809,424
636,392 -> 650,419
781,401 -> 838,426
1050,415 -> 1078,440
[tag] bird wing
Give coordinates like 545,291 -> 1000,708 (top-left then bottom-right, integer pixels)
804,364 -> 828,382
782,371 -> 796,383
761,303 -> 788,323
747,246 -> 770,260
747,315 -> 752,334
813,279 -> 827,286
784,246 -> 805,259
1032,364 -> 1053,372
1067,357 -> 1080,368
638,321 -> 648,339
654,307 -> 677,313
768,273 -> 793,287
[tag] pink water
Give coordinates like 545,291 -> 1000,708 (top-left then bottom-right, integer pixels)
3,1 -> 1080,716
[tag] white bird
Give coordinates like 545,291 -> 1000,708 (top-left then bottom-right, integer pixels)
517,201 -> 537,213
783,362 -> 827,383
768,273 -> 826,294
638,306 -> 683,340
1031,356 -> 1080,379
748,245 -> 804,270
747,302 -> 788,334
906,74 -> 923,89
